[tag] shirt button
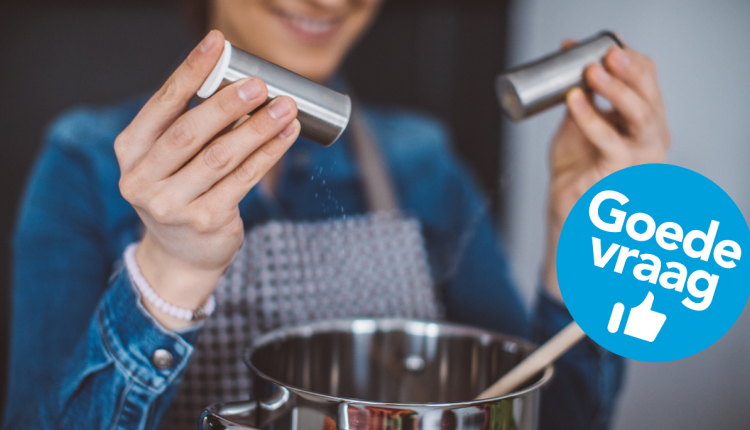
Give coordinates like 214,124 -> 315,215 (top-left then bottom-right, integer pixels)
152,349 -> 174,370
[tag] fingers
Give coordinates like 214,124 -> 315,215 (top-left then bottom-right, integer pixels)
566,88 -> 626,160
585,63 -> 654,138
605,46 -> 663,110
167,96 -> 299,203
137,77 -> 270,181
560,39 -> 577,50
196,118 -> 301,209
116,30 -> 225,172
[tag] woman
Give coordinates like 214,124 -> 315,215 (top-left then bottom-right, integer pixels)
3,0 -> 670,428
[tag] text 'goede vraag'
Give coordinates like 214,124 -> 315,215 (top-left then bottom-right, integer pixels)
588,190 -> 741,311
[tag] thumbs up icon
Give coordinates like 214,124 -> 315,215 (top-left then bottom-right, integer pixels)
607,292 -> 667,342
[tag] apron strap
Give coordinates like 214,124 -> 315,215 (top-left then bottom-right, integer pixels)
348,108 -> 399,212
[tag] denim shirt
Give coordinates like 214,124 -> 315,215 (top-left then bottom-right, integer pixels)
3,96 -> 624,429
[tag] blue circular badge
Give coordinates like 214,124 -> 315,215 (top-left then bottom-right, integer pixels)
557,164 -> 750,362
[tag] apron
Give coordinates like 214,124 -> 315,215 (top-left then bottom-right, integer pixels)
163,112 -> 444,428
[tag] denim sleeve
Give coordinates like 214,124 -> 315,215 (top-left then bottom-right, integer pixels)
437,166 -> 530,339
4,265 -> 199,429
3,116 -> 198,429
533,290 -> 626,430
396,118 -> 530,339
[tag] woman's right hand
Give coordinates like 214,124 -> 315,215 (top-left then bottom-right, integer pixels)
115,30 -> 300,329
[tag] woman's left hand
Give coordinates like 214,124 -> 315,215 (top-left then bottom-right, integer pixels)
544,42 -> 671,300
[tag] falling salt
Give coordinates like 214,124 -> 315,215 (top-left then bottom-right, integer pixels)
310,165 -> 347,218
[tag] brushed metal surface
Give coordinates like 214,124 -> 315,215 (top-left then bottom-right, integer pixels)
203,43 -> 351,147
201,318 -> 553,430
497,31 -> 621,121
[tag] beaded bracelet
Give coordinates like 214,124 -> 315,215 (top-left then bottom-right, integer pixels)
124,243 -> 216,321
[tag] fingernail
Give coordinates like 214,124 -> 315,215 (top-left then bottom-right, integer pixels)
593,65 -> 611,83
611,47 -> 630,69
569,89 -> 588,112
238,79 -> 262,101
200,31 -> 217,52
268,97 -> 292,119
278,121 -> 297,139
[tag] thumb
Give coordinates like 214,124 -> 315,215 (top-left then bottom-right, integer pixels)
633,291 -> 655,311
560,39 -> 577,50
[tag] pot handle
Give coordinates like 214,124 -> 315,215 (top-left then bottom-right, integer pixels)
199,400 -> 259,430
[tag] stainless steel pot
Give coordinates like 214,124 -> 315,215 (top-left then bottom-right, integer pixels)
199,319 -> 553,430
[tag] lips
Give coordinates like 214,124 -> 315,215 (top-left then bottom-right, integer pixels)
273,9 -> 342,42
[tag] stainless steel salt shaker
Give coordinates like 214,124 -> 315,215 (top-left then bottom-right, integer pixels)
496,31 -> 622,122
198,40 -> 352,146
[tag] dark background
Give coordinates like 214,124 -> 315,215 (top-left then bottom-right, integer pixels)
0,0 -> 510,417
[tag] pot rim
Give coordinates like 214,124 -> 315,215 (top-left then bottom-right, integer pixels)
243,318 -> 554,408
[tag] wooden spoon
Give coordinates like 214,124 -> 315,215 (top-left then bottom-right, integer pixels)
475,321 -> 586,400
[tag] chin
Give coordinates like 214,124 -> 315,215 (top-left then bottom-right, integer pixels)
215,0 -> 378,83
285,55 -> 339,83
266,14 -> 350,82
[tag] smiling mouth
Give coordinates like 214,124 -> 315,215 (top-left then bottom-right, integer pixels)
272,9 -> 343,41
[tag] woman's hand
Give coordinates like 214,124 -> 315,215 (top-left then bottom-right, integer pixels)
544,42 -> 671,300
115,30 -> 300,329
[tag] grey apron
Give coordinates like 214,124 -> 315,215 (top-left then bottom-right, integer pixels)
164,112 -> 444,428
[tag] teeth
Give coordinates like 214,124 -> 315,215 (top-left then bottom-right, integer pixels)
287,14 -> 335,35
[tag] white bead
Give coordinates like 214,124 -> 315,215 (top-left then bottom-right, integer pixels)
123,243 -> 216,322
